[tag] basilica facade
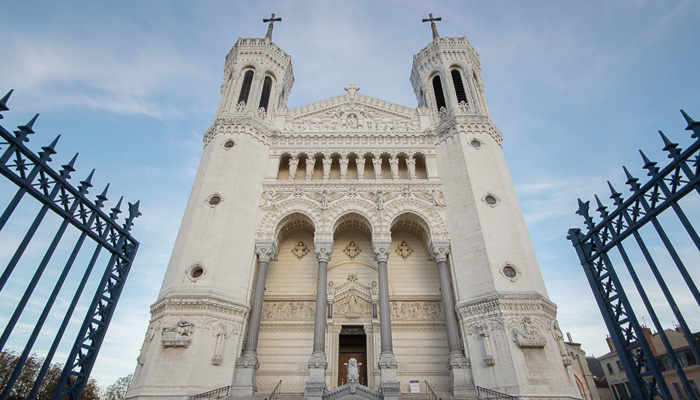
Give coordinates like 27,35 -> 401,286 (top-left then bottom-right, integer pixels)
126,21 -> 581,400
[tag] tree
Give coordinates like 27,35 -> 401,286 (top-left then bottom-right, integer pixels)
103,374 -> 132,400
0,350 -> 103,400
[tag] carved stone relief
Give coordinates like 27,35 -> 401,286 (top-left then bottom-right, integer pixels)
389,301 -> 443,321
343,241 -> 362,260
291,241 -> 309,260
394,241 -> 413,260
161,319 -> 195,348
510,316 -> 547,348
262,301 -> 316,321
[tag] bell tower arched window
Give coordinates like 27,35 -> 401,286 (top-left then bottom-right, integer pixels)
432,75 -> 446,111
259,76 -> 273,111
451,69 -> 468,104
237,70 -> 254,105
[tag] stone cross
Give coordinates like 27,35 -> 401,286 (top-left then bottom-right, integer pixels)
422,13 -> 442,41
263,13 -> 282,40
344,82 -> 360,98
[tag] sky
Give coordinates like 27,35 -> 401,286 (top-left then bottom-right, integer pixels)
1,0 -> 700,389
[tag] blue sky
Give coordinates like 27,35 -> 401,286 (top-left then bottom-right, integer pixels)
1,0 -> 700,388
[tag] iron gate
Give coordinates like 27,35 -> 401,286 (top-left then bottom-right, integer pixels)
0,90 -> 141,399
569,110 -> 700,400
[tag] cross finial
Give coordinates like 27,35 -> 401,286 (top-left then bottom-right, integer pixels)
263,13 -> 282,41
344,83 -> 360,98
422,13 -> 442,41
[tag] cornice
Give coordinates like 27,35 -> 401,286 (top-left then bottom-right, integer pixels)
150,293 -> 250,319
203,116 -> 272,147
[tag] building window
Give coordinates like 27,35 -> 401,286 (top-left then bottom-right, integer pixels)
259,76 -> 273,111
237,70 -> 254,105
617,360 -> 623,371
607,363 -> 614,373
432,75 -> 446,111
689,379 -> 700,397
451,69 -> 468,104
672,381 -> 685,400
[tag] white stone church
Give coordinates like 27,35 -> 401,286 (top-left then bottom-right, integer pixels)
126,16 -> 581,400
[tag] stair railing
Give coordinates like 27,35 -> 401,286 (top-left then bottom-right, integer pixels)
424,380 -> 440,400
476,386 -> 519,400
267,380 -> 282,400
187,385 -> 230,400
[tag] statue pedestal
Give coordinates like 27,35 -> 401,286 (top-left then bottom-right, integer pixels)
448,352 -> 476,398
229,352 -> 259,398
378,352 -> 400,400
305,352 -> 328,400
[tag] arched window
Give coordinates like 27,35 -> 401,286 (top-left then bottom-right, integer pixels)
451,69 -> 468,104
432,75 -> 446,111
259,76 -> 273,111
237,70 -> 254,105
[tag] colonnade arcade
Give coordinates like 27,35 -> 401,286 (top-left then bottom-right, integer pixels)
277,152 -> 429,181
233,200 -> 470,394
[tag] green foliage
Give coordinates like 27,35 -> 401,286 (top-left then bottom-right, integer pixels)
103,374 -> 133,400
0,350 -> 102,400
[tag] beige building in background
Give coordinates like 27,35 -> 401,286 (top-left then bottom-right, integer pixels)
126,21 -> 581,400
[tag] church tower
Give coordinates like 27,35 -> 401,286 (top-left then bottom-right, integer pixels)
127,15 -> 580,400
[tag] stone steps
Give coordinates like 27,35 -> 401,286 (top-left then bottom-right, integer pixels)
246,392 -> 459,400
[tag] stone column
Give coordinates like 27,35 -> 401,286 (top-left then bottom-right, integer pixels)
372,240 -> 400,400
305,241 -> 333,400
430,241 -> 476,398
406,155 -> 416,180
389,154 -> 399,180
230,242 -> 276,398
305,157 -> 315,181
356,155 -> 366,181
466,75 -> 484,116
339,154 -> 349,180
288,156 -> 299,180
372,154 -> 383,180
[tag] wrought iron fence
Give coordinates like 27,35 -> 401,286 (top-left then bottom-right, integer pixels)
424,380 -> 440,400
0,90 -> 141,400
268,380 -> 282,400
568,110 -> 700,400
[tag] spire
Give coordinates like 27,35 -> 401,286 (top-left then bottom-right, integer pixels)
263,13 -> 282,41
422,13 -> 442,41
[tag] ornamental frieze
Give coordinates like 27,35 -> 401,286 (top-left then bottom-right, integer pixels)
389,301 -> 443,321
262,301 -> 316,321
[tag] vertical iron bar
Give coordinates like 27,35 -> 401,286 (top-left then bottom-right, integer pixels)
27,240 -> 104,400
0,231 -> 89,400
0,204 -> 51,292
0,172 -> 88,351
613,240 -> 695,399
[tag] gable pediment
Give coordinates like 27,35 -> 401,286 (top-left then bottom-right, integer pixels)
283,93 -> 422,133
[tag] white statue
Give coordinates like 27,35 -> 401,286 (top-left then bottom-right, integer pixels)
344,357 -> 362,382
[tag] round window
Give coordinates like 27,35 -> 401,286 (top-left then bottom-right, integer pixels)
503,266 -> 517,278
191,266 -> 204,279
484,195 -> 497,205
224,140 -> 235,149
470,139 -> 481,149
208,195 -> 221,206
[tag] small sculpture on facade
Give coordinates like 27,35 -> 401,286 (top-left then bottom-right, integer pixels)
162,319 -> 194,348
291,241 -> 309,260
345,357 -> 362,382
320,189 -> 329,209
395,241 -> 413,260
343,241 -> 362,260
375,190 -> 384,209
512,316 -> 546,348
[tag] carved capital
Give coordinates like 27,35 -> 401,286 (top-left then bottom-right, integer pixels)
372,241 -> 392,262
314,240 -> 333,262
255,241 -> 276,263
429,240 -> 451,262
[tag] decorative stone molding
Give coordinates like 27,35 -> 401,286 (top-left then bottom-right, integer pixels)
456,293 -> 557,321
255,241 -> 276,263
184,262 -> 207,282
499,262 -> 520,282
137,320 -> 160,365
150,294 -> 249,320
314,240 -> 333,262
434,120 -> 503,147
429,240 -> 451,262
372,241 -> 392,262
